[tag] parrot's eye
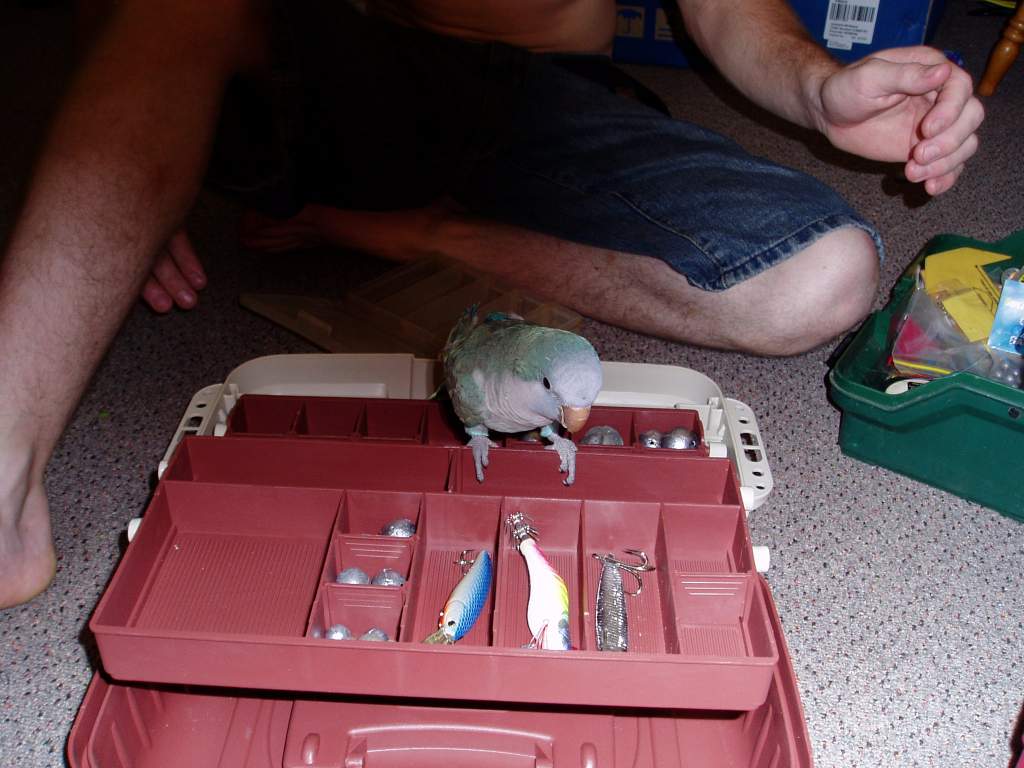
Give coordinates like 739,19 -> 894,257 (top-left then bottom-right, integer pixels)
542,377 -> 551,390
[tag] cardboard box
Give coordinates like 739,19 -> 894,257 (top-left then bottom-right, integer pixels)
613,0 -> 947,67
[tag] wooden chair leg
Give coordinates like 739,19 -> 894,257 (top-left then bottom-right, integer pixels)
979,0 -> 1024,96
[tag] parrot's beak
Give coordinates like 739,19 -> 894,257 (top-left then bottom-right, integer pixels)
559,405 -> 591,433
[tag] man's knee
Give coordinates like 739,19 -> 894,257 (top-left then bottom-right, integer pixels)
751,226 -> 880,355
808,227 -> 879,332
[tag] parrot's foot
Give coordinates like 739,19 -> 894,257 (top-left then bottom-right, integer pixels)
467,435 -> 498,482
545,433 -> 578,486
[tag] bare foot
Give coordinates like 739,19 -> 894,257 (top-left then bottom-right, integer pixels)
141,230 -> 208,313
0,459 -> 57,608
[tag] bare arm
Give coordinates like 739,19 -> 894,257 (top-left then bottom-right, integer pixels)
678,0 -> 984,196
0,0 -> 263,605
678,0 -> 837,129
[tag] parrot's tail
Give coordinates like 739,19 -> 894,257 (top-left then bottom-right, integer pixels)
441,305 -> 479,362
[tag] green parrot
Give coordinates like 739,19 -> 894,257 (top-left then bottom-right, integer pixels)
441,307 -> 603,485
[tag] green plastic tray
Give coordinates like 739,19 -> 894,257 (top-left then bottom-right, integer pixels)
828,230 -> 1024,521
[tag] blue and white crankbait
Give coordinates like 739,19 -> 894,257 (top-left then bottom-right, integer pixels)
423,550 -> 492,644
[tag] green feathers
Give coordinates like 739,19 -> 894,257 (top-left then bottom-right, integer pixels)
442,306 -> 603,484
441,306 -> 601,433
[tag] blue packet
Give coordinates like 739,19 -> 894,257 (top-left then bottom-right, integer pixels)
987,277 -> 1024,355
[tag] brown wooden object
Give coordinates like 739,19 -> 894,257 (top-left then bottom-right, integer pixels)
240,258 -> 582,357
979,1 -> 1024,96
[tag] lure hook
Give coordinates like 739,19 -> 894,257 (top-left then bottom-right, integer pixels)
454,549 -> 475,574
505,511 -> 538,544
592,548 -> 654,595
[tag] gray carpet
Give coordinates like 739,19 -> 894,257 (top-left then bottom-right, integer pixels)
2,2 -> 1023,766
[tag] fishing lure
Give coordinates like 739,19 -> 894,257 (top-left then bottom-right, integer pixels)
506,512 -> 572,651
423,550 -> 492,644
592,549 -> 654,652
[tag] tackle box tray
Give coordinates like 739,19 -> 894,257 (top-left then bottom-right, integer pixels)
157,354 -> 773,511
89,420 -> 778,711
828,231 -> 1024,521
71,576 -> 811,768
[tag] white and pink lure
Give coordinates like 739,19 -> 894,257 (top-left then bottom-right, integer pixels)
506,512 -> 571,651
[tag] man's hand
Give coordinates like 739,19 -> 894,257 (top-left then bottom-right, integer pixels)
813,47 -> 984,196
141,230 -> 207,312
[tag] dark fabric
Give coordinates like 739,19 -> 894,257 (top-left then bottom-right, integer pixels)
206,3 -> 882,290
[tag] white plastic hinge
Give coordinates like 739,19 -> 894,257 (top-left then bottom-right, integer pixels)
213,387 -> 238,436
740,486 -> 755,513
703,397 -> 727,443
127,517 -> 143,542
752,545 -> 770,573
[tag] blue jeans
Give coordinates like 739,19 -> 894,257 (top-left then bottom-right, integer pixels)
209,2 -> 883,292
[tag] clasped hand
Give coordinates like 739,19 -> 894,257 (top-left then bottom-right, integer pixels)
813,46 -> 984,196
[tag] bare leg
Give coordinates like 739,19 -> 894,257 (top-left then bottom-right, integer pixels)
0,0 -> 264,607
435,220 -> 880,355
244,203 -> 878,355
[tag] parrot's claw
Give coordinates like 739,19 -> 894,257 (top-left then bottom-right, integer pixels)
467,435 -> 498,482
544,433 -> 578,486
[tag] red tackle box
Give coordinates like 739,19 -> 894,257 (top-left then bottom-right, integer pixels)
70,354 -> 809,767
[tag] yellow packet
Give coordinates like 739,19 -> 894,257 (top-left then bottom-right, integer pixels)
941,291 -> 994,342
923,247 -> 1008,312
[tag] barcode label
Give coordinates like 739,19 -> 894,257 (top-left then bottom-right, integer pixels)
824,0 -> 879,49
829,2 -> 877,23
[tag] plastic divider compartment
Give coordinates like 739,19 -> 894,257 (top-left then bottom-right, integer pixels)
226,394 -> 304,435
424,399 -> 467,445
226,395 -> 470,445
90,481 -> 341,678
659,502 -> 776,702
337,488 -> 423,539
400,493 -> 502,645
162,436 -> 454,492
321,535 -> 415,587
498,432 -> 553,450
661,502 -> 754,574
580,500 -> 672,654
452,447 -> 742,504
631,408 -> 707,454
572,405 -> 635,447
298,397 -> 364,437
308,584 -> 405,642
493,497 -> 583,650
362,400 -> 427,441
229,396 -> 429,441
314,491 -> 420,619
573,405 -> 708,456
69,579 -> 812,768
670,574 -> 776,681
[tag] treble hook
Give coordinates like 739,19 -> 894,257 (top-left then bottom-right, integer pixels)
454,549 -> 475,574
505,511 -> 538,545
592,548 -> 655,596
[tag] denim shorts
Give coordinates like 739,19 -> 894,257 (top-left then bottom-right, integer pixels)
208,2 -> 882,291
